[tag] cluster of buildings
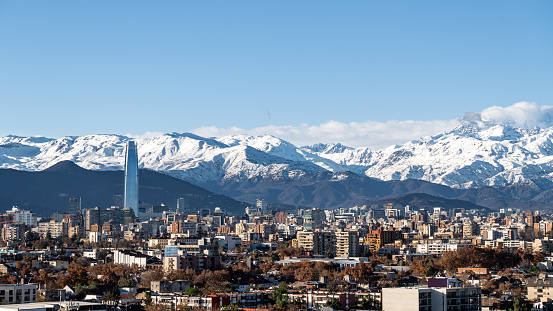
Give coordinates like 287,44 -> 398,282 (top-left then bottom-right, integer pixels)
2,141 -> 553,310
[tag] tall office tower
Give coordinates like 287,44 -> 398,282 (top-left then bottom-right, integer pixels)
67,198 -> 80,216
124,141 -> 139,217
256,199 -> 268,215
176,198 -> 186,215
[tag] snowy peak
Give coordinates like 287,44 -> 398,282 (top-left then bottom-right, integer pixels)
2,119 -> 553,190
302,143 -> 354,154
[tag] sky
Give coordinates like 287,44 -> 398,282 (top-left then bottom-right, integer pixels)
0,1 -> 552,149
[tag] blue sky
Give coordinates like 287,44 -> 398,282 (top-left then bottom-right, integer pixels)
0,1 -> 552,148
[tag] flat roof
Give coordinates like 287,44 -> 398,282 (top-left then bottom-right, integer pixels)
0,301 -> 105,310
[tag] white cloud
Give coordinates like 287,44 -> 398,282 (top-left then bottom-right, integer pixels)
463,101 -> 553,129
136,102 -> 550,150
125,131 -> 165,143
193,119 -> 460,150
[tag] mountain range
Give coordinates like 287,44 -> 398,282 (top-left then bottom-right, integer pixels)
2,120 -> 553,211
0,161 -> 247,217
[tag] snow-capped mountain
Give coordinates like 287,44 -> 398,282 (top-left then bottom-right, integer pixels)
3,121 -> 553,190
303,123 -> 553,188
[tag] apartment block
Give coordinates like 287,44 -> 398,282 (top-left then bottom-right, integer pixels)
382,284 -> 481,311
0,284 -> 38,304
335,230 -> 360,258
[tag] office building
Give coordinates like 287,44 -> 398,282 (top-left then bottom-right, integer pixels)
85,206 -> 124,231
256,199 -> 268,215
124,140 -> 139,217
303,208 -> 325,230
66,198 -> 80,217
176,197 -> 186,215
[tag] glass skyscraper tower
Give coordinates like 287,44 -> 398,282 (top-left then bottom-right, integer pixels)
124,140 -> 139,217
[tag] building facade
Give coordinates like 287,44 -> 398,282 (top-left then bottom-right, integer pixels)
124,140 -> 139,217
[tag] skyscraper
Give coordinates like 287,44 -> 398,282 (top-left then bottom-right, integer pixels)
176,197 -> 186,215
124,140 -> 139,217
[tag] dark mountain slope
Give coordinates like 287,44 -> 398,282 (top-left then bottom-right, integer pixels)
198,171 -> 553,211
0,161 -> 248,216
366,193 -> 492,212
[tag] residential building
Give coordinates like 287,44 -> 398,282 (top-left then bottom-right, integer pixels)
6,207 -> 36,227
382,283 -> 481,311
38,220 -> 68,239
151,281 -> 190,293
335,230 -> 360,258
528,277 -> 553,301
163,255 -> 221,271
463,222 -> 480,238
0,284 -> 38,304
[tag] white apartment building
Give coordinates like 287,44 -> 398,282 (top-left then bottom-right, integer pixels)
113,249 -> 148,267
416,243 -> 462,255
382,285 -> 481,311
0,284 -> 38,304
6,206 -> 37,227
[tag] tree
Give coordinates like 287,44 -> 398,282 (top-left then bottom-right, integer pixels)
75,284 -> 86,300
64,262 -> 89,286
88,282 -> 99,294
508,297 -> 531,311
143,291 -> 152,307
212,240 -> 219,256
326,281 -> 340,293
325,298 -> 342,310
183,286 -> 200,296
360,296 -> 381,310
271,283 -> 289,309
103,286 -> 120,301
221,303 -> 241,311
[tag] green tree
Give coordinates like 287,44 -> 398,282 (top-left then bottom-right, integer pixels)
183,286 -> 200,296
271,283 -> 289,309
143,291 -> 152,307
75,284 -> 86,300
103,286 -> 120,301
360,297 -> 381,310
325,298 -> 342,310
88,282 -> 99,294
508,297 -> 531,311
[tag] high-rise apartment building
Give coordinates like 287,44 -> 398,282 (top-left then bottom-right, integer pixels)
124,141 -> 139,217
335,230 -> 360,258
463,222 -> 480,238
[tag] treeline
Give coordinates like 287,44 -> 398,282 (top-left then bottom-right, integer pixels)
412,246 -> 545,276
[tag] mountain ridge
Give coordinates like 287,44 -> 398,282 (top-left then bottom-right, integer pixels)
1,122 -> 553,209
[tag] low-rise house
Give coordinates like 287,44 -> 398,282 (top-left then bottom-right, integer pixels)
151,280 -> 190,293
